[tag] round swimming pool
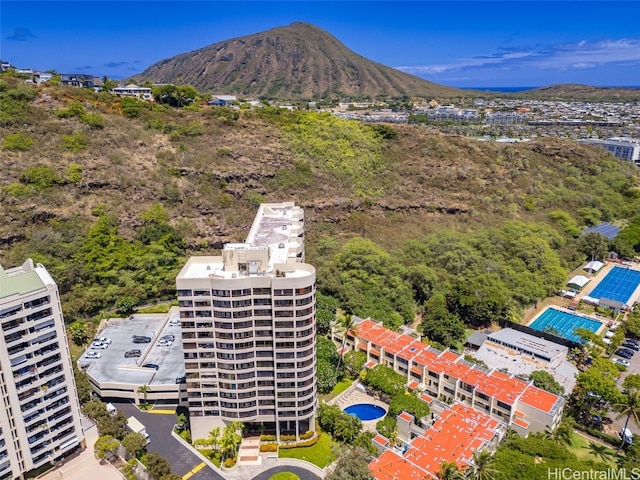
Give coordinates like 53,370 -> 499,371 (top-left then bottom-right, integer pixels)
343,403 -> 386,421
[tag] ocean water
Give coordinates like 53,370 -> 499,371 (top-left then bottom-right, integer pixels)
460,86 -> 640,93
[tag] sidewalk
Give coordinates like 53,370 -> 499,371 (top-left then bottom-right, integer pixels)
38,426 -> 122,480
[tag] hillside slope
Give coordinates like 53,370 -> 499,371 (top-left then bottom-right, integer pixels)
133,22 -> 462,100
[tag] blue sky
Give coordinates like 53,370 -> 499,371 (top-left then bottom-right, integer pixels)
2,1 -> 640,88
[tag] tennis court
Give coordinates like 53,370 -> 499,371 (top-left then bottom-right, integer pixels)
528,307 -> 602,343
588,266 -> 640,304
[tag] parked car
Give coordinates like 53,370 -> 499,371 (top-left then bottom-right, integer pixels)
132,336 -> 151,344
142,363 -> 159,370
619,347 -> 635,356
616,349 -> 634,359
94,336 -> 112,344
85,351 -> 102,359
622,341 -> 640,351
91,342 -> 108,349
625,338 -> 640,348
620,427 -> 634,445
169,319 -> 181,326
175,376 -> 186,384
124,349 -> 141,358
157,339 -> 173,347
613,358 -> 630,367
161,335 -> 175,342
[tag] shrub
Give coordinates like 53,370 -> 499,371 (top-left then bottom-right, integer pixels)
120,97 -> 143,118
260,434 -> 277,442
19,165 -> 62,191
223,456 -> 237,468
299,430 -> 315,440
2,132 -> 34,151
65,164 -> 83,184
61,131 -> 87,152
259,444 -> 278,452
81,113 -> 105,129
278,435 -> 320,449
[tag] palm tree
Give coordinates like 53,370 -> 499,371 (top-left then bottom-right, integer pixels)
208,427 -> 221,451
137,384 -> 149,406
614,388 -> 640,451
437,461 -> 464,480
466,450 -> 499,480
544,418 -> 573,447
335,313 -> 357,373
220,421 -> 244,463
585,441 -> 613,465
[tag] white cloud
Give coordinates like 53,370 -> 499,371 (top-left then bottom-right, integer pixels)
396,38 -> 640,76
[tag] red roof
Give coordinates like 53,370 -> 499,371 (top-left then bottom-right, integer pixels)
399,411 -> 415,423
353,319 -> 561,415
370,450 -> 435,480
373,434 -> 389,446
403,403 -> 499,476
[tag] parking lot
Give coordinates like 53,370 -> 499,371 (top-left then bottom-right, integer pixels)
610,337 -> 640,436
78,310 -> 185,399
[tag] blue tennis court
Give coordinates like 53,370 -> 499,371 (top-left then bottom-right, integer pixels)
529,307 -> 602,343
588,267 -> 640,304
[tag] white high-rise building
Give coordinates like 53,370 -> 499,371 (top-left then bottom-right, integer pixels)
582,137 -> 640,166
0,259 -> 85,480
176,202 -> 316,442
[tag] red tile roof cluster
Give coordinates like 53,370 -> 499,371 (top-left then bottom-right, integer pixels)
352,319 -> 561,414
370,403 -> 500,480
402,403 -> 500,476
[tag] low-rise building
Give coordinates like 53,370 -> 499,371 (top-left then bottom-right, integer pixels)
581,137 -> 640,166
111,84 -> 153,101
370,402 -> 506,479
336,317 -> 564,437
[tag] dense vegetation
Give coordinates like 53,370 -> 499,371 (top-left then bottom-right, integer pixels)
1,72 -> 640,325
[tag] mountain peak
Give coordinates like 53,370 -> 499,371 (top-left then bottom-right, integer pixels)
133,22 -> 461,100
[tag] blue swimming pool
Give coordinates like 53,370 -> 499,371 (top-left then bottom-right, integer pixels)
589,266 -> 640,305
529,307 -> 602,343
344,403 -> 386,421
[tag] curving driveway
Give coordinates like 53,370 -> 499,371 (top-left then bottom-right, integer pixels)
113,401 -> 324,480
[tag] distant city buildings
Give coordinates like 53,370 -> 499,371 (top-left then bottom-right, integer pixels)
176,202 -> 317,442
0,260 -> 85,480
581,137 -> 640,166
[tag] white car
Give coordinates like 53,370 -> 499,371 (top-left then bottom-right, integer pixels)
613,358 -> 630,367
85,351 -> 102,359
91,342 -> 108,349
157,340 -> 173,347
94,336 -> 112,344
169,320 -> 181,326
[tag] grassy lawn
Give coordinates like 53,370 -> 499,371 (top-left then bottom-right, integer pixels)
568,432 -> 618,466
269,474 -> 301,480
278,432 -> 336,468
319,377 -> 355,402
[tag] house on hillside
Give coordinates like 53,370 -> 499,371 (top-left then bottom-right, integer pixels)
61,73 -> 94,88
209,95 -> 236,106
112,84 -> 153,101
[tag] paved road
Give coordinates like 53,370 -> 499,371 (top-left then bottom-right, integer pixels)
113,402 -> 325,480
252,465 -> 322,480
114,401 -> 224,480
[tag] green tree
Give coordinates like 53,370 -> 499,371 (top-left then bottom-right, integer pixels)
362,365 -> 406,398
317,359 -> 338,394
159,475 -> 182,480
94,435 -> 119,462
68,320 -> 90,346
121,432 -> 147,457
437,461 -> 464,480
220,421 -> 243,462
333,412 -> 362,443
529,371 -> 565,395
544,418 -> 574,448
623,374 -> 640,392
325,447 -> 373,480
577,232 -> 610,262
614,388 -> 640,450
344,351 -> 367,375
466,450 -> 499,480
388,394 -> 430,419
420,293 -> 465,347
143,453 -> 172,480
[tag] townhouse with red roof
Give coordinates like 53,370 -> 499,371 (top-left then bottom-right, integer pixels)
335,317 -> 565,437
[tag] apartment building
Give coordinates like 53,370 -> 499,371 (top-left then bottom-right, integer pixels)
0,260 -> 85,480
336,318 -> 564,436
176,203 -> 316,442
581,137 -> 640,166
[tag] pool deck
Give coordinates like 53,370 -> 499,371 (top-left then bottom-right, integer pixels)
327,382 -> 388,432
526,305 -> 606,336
